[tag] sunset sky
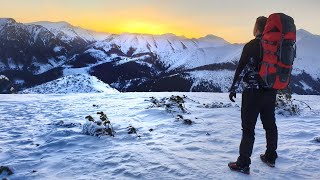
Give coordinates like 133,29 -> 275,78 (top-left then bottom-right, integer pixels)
0,0 -> 319,43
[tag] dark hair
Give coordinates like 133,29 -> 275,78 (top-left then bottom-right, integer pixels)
256,16 -> 268,32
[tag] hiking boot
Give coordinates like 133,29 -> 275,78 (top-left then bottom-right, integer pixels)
260,154 -> 275,167
228,162 -> 250,174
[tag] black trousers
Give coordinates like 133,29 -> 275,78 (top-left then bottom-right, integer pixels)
237,88 -> 278,167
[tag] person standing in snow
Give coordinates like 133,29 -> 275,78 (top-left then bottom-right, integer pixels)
228,16 -> 278,174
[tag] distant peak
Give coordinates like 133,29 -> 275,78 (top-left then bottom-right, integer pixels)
296,29 -> 314,41
203,34 -> 220,39
30,21 -> 73,27
197,34 -> 229,44
56,21 -> 72,26
160,33 -> 178,38
0,18 -> 16,25
200,34 -> 225,41
297,29 -> 313,36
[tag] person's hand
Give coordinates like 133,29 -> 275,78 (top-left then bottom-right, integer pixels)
229,92 -> 236,102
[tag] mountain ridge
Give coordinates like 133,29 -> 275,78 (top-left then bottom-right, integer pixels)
1,18 -> 319,94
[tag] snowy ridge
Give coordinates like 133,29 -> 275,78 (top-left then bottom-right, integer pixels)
21,74 -> 119,94
0,18 -> 16,30
88,32 -> 233,71
30,21 -> 110,42
93,32 -> 230,56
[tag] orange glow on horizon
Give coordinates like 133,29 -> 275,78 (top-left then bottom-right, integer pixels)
68,18 -> 252,43
1,1 -> 320,43
4,3 -> 253,43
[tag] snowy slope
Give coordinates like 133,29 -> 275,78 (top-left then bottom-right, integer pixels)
0,92 -> 319,179
187,70 -> 235,92
0,18 -> 16,30
29,21 -> 110,42
163,44 -> 242,71
0,18 -> 81,75
293,29 -> 320,79
20,74 -> 119,94
88,32 -> 231,69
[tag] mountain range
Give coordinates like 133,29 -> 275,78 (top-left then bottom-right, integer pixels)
0,18 -> 319,94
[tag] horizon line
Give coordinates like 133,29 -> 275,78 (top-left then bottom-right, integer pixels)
0,17 -> 315,44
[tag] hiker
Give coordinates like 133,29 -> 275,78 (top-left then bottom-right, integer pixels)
227,16 -> 278,174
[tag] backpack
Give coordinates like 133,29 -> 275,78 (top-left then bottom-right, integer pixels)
259,13 -> 296,90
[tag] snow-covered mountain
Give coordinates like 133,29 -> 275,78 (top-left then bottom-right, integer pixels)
82,32 -> 231,68
29,21 -> 110,43
21,74 -> 119,94
79,29 -> 320,94
0,18 -> 93,75
1,18 -> 320,94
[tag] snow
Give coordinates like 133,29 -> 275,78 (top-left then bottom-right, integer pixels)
63,66 -> 90,76
20,74 -> 119,94
293,30 -> 320,79
29,21 -> 110,42
31,62 -> 54,75
7,58 -> 18,70
24,25 -> 45,43
196,34 -> 230,48
14,79 -> 25,85
188,70 -> 235,92
94,32 -> 230,57
30,57 -> 66,75
116,55 -> 151,66
164,44 -> 243,71
83,48 -> 112,63
0,75 -> 9,81
0,18 -> 15,28
0,92 -> 319,179
296,29 -> 314,42
91,33 -> 239,73
53,46 -> 63,53
300,81 -> 313,91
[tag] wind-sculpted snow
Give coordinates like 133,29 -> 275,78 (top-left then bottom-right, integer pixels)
0,93 -> 319,179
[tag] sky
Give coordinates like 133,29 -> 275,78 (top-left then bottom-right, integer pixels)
0,0 -> 319,43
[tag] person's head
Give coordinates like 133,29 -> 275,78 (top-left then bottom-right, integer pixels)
253,16 -> 268,37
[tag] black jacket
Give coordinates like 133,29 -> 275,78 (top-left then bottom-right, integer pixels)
230,35 -> 263,90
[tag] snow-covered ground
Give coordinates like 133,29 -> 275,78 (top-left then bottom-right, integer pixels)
0,93 -> 319,180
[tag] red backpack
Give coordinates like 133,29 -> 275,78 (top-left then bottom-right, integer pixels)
259,13 -> 296,90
